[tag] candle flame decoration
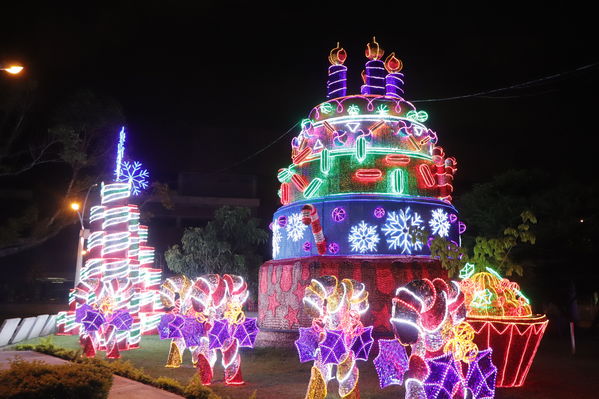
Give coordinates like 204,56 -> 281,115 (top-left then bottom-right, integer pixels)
384,52 -> 403,73
328,42 -> 347,65
365,36 -> 384,60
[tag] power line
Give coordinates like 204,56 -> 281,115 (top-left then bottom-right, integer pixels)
412,61 -> 599,103
214,121 -> 299,173
477,88 -> 560,99
215,62 -> 598,171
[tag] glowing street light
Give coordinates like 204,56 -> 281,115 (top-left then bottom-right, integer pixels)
70,202 -> 81,211
0,65 -> 24,75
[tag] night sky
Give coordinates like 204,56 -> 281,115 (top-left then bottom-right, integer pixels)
1,4 -> 597,279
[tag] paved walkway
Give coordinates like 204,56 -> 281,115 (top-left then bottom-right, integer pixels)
0,351 -> 183,398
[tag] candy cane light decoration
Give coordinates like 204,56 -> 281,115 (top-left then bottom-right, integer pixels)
301,204 -> 327,255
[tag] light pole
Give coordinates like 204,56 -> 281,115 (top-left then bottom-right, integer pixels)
71,183 -> 98,287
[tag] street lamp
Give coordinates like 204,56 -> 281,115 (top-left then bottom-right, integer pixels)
0,65 -> 24,75
71,183 -> 98,287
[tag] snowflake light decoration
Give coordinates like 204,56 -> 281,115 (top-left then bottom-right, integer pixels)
286,212 -> 307,242
348,221 -> 380,253
272,223 -> 282,258
382,208 -> 424,254
376,104 -> 389,115
429,208 -> 451,237
347,104 -> 360,115
116,161 -> 149,196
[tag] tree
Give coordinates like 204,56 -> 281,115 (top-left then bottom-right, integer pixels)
456,168 -> 597,261
0,89 -> 124,257
428,168 -> 599,316
165,206 -> 268,281
423,211 -> 537,277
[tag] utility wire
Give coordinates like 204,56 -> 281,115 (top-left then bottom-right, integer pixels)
477,88 -> 560,99
216,62 -> 598,171
412,61 -> 599,103
214,121 -> 299,173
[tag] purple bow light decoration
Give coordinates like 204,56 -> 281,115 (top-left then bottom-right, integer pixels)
107,309 -> 133,331
423,353 -> 463,398
76,304 -> 132,333
319,330 -> 347,365
295,327 -> 320,363
464,349 -> 497,398
208,318 -> 231,349
181,317 -> 206,347
158,313 -> 186,339
373,339 -> 409,388
76,305 -> 105,332
233,318 -> 259,348
350,326 -> 374,361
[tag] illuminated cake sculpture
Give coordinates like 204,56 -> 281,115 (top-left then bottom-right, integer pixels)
258,39 -> 464,340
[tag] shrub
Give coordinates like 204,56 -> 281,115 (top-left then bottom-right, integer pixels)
103,359 -> 153,384
13,339 -> 228,399
0,359 -> 113,399
184,375 -> 221,399
15,336 -> 81,361
154,376 -> 185,394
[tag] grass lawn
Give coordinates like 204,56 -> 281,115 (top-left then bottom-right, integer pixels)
7,334 -> 599,398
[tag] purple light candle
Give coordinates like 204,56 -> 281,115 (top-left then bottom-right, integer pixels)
327,43 -> 347,99
360,37 -> 386,96
384,52 -> 404,98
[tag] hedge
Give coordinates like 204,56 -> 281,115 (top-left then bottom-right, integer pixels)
14,337 -> 222,399
0,359 -> 113,399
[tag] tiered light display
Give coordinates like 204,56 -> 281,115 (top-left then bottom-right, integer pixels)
56,127 -> 162,358
259,39 -> 460,336
56,182 -> 163,357
295,276 -> 372,399
158,274 -> 258,386
273,38 -> 460,258
374,278 -> 497,398
460,266 -> 548,388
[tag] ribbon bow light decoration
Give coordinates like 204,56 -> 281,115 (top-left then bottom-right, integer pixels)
295,276 -> 372,399
374,278 -> 498,399
75,299 -> 133,359
158,275 -> 196,367
158,274 -> 258,386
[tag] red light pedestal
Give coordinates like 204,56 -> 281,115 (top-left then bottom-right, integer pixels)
257,256 -> 447,346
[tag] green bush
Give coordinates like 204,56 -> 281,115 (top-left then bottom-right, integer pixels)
15,336 -> 81,361
154,376 -> 185,394
0,359 -> 113,399
13,338 -> 225,398
184,375 -> 221,399
104,359 -> 153,384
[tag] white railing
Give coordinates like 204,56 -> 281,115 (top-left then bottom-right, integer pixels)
0,314 -> 57,347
